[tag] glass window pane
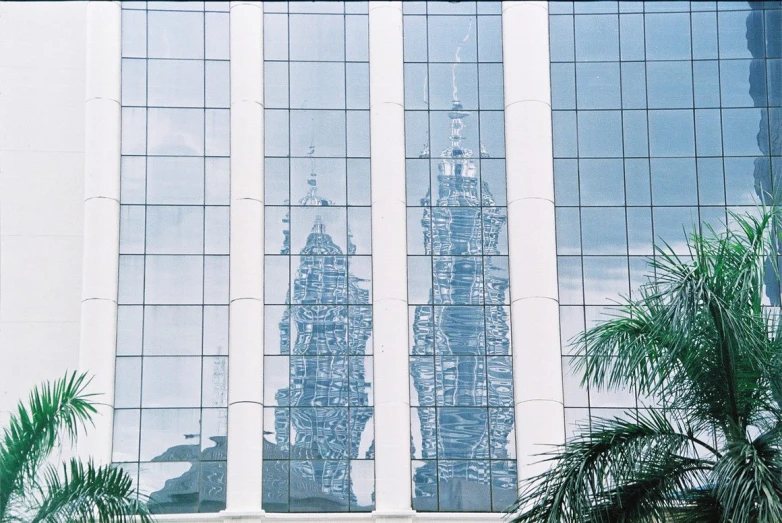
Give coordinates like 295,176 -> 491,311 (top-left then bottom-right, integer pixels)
118,255 -> 145,304
290,62 -> 345,109
148,59 -> 204,107
205,60 -> 230,108
143,306 -> 202,355
148,11 -> 204,59
146,206 -> 203,255
112,409 -> 140,462
692,11 -> 719,59
290,110 -> 346,157
345,15 -> 368,62
575,15 -> 619,61
289,14 -> 344,61
720,59 -> 760,108
576,62 -> 620,109
582,256 -> 629,305
139,408 -> 200,461
141,357 -> 202,407
206,109 -> 230,156
117,305 -> 143,356
122,59 -> 146,106
147,108 -> 205,156
427,16 -> 477,62
651,158 -> 698,206
264,14 -> 289,60
115,357 -> 142,408
120,205 -> 145,254
549,15 -> 575,62
205,206 -> 229,254
122,10 -> 146,58
579,159 -> 625,205
205,157 -> 230,205
122,107 -> 146,155
645,13 -> 691,60
205,12 -> 229,59
619,14 -> 644,60
577,111 -> 623,157
145,255 -> 204,304
147,157 -> 204,204
646,61 -> 693,109
722,108 -> 765,156
648,110 -> 695,157
581,207 -> 627,255
204,255 -> 229,304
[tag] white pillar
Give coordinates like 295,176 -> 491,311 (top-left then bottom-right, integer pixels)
369,2 -> 414,518
225,1 -> 265,515
78,0 -> 122,464
502,1 -> 565,481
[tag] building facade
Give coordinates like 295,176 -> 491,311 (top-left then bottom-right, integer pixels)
0,1 -> 779,521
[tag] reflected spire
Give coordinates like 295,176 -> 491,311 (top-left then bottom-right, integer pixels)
298,146 -> 334,206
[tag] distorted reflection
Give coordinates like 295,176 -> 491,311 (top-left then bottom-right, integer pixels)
264,160 -> 374,512
406,10 -> 516,508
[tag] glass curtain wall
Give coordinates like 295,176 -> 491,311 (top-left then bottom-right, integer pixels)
262,1 -> 375,513
403,1 -> 517,512
113,1 -> 230,514
550,1 -> 782,434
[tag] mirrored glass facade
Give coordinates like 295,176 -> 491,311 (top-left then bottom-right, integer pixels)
550,1 -> 782,434
262,1 -> 375,513
114,1 -> 230,514
403,1 -> 516,512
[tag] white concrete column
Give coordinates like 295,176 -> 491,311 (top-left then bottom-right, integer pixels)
369,2 -> 414,518
502,1 -> 565,481
78,0 -> 122,464
225,1 -> 265,515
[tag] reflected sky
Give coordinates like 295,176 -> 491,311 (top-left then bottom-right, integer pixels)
552,2 -> 782,431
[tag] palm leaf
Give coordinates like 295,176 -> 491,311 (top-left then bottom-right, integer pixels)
508,410 -> 717,523
0,372 -> 96,518
29,459 -> 152,523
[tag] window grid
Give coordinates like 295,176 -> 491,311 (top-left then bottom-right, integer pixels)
262,1 -> 375,514
114,1 -> 229,515
404,1 -> 516,513
551,1 -> 782,439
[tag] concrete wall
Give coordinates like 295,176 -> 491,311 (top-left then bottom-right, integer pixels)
0,2 -> 87,424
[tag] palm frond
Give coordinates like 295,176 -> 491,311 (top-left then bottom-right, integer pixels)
0,371 -> 96,518
577,211 -> 778,435
29,459 -> 152,523
507,410 -> 716,523
712,426 -> 782,522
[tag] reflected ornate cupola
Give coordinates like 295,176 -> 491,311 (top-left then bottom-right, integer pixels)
438,99 -> 477,179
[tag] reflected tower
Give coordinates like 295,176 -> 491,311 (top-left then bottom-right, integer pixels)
410,91 -> 516,510
265,167 -> 374,512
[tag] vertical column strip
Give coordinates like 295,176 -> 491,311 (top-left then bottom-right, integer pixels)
501,1 -> 565,481
226,0 -> 264,513
79,0 -> 122,464
368,1 -> 414,517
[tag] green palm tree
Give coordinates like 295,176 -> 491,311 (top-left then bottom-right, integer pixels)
509,210 -> 782,522
0,371 -> 152,522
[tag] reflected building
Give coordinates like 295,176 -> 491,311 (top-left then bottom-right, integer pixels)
748,5 -> 782,305
264,169 -> 374,512
145,436 -> 227,514
410,94 -> 516,511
